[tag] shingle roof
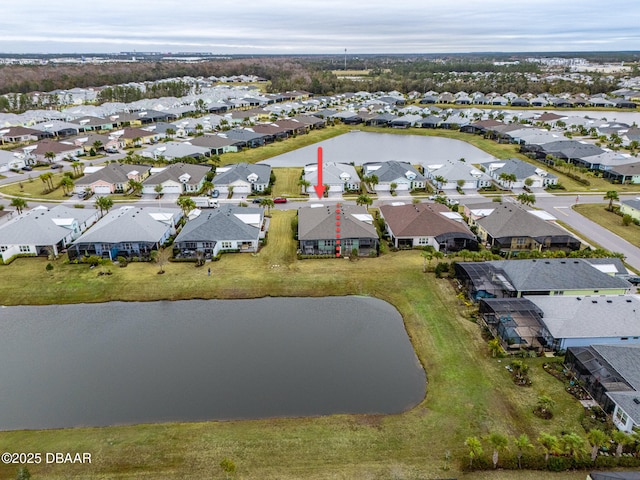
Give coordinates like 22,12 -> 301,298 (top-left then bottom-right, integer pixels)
483,158 -> 556,181
489,258 -> 632,292
362,161 -> 425,183
298,205 -> 378,241
74,206 -> 180,244
174,205 -> 263,243
142,162 -> 211,186
527,295 -> 640,340
380,203 -> 475,239
594,344 -> 640,391
0,205 -> 97,245
476,204 -> 574,240
76,163 -> 151,186
304,162 -> 358,186
213,163 -> 271,185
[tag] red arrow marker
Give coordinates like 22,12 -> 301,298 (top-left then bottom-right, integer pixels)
313,146 -> 325,199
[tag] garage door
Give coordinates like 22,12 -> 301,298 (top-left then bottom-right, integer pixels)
395,183 -> 409,191
162,185 -> 182,194
94,185 -> 112,195
329,184 -> 343,192
233,185 -> 251,194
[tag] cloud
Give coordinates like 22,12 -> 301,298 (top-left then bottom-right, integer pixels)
1,0 -> 639,53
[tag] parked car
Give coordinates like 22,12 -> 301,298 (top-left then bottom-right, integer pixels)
77,191 -> 88,199
51,164 -> 63,169
211,190 -> 220,198
21,165 -> 33,171
252,198 -> 262,204
273,197 -> 287,204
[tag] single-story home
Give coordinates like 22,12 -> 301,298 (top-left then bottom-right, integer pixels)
212,163 -> 272,195
74,163 -> 152,195
620,197 -> 640,222
139,142 -> 211,161
379,202 -> 477,251
302,162 -> 360,194
141,163 -> 211,195
0,205 -> 99,262
362,161 -> 426,192
173,205 -> 265,259
481,158 -> 558,188
69,206 -> 182,260
297,204 -> 379,257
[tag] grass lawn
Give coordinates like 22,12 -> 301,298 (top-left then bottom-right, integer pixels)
0,211 -> 590,479
0,171 -> 79,201
573,203 -> 640,249
271,167 -> 304,198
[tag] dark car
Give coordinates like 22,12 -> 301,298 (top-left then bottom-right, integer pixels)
273,197 -> 287,204
51,164 -> 63,169
21,165 -> 33,171
211,190 -> 220,198
252,198 -> 262,204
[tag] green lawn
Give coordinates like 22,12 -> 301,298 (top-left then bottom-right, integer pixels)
271,167 -> 304,198
574,203 -> 640,249
0,172 -> 72,201
0,213 -> 591,479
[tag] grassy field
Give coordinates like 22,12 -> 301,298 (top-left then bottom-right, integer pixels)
0,210 -> 592,479
574,203 -> 640,249
271,167 -> 304,198
0,171 -> 71,200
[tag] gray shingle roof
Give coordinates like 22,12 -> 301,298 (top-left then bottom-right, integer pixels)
490,258 -> 632,292
476,204 -> 574,240
142,162 -> 211,186
174,206 -> 262,243
0,205 -> 98,245
213,163 -> 271,185
298,205 -> 378,241
76,163 -> 151,186
527,295 -> 640,340
73,206 -> 181,244
594,344 -> 640,391
362,161 -> 425,183
482,158 -> 556,181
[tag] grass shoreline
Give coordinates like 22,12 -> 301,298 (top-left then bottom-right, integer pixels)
0,235 -> 588,479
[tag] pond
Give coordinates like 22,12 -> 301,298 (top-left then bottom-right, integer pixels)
260,130 -> 496,167
0,296 -> 426,430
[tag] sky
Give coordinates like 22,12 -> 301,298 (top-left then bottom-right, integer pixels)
1,0 -> 640,55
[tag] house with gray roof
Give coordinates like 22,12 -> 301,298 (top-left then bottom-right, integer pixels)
424,159 -> 492,190
141,162 -> 211,195
187,134 -> 242,155
222,128 -> 267,148
620,197 -> 640,222
69,206 -> 181,261
362,161 -> 426,192
302,162 -> 359,194
212,163 -> 272,195
174,205 -> 265,259
74,163 -> 151,195
298,204 -> 378,257
0,149 -> 24,172
0,205 -> 99,262
481,158 -> 557,188
456,258 -> 632,301
474,204 -> 581,253
565,344 -> 640,433
140,141 -> 211,162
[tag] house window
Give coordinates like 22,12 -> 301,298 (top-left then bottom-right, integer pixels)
185,242 -> 197,249
19,245 -> 30,253
202,242 -> 214,248
221,241 -> 233,249
615,408 -> 629,425
121,243 -> 132,250
102,244 -> 111,250
514,237 -> 527,246
0,246 -> 6,252
417,237 -> 429,245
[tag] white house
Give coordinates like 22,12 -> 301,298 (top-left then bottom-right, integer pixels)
303,162 -> 359,194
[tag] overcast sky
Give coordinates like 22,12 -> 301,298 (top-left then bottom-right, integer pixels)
1,0 -> 639,55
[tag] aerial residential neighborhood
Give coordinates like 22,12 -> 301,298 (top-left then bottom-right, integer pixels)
2,45 -> 640,480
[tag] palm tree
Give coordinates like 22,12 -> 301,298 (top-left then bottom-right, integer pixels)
612,430 -> 631,457
489,432 -> 509,468
458,249 -> 471,262
538,433 -> 559,466
10,197 -> 27,214
59,175 -> 74,195
516,193 -> 536,206
390,182 -> 398,194
604,190 -> 619,211
259,198 -> 275,216
92,140 -> 103,153
165,128 -> 176,139
176,197 -> 196,216
44,151 -> 56,164
39,172 -> 54,192
154,184 -> 164,198
587,429 -> 609,462
513,434 -> 533,469
488,338 -> 503,358
127,179 -> 143,196
433,175 -> 447,190
200,180 -> 214,196
94,196 -> 114,216
298,179 -> 311,194
464,436 -> 483,468
524,178 -> 534,189
536,395 -> 555,418
561,432 -> 585,461
356,194 -> 372,207
71,161 -> 83,177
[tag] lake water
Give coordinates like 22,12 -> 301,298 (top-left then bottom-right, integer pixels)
0,296 -> 426,431
260,131 -> 496,167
